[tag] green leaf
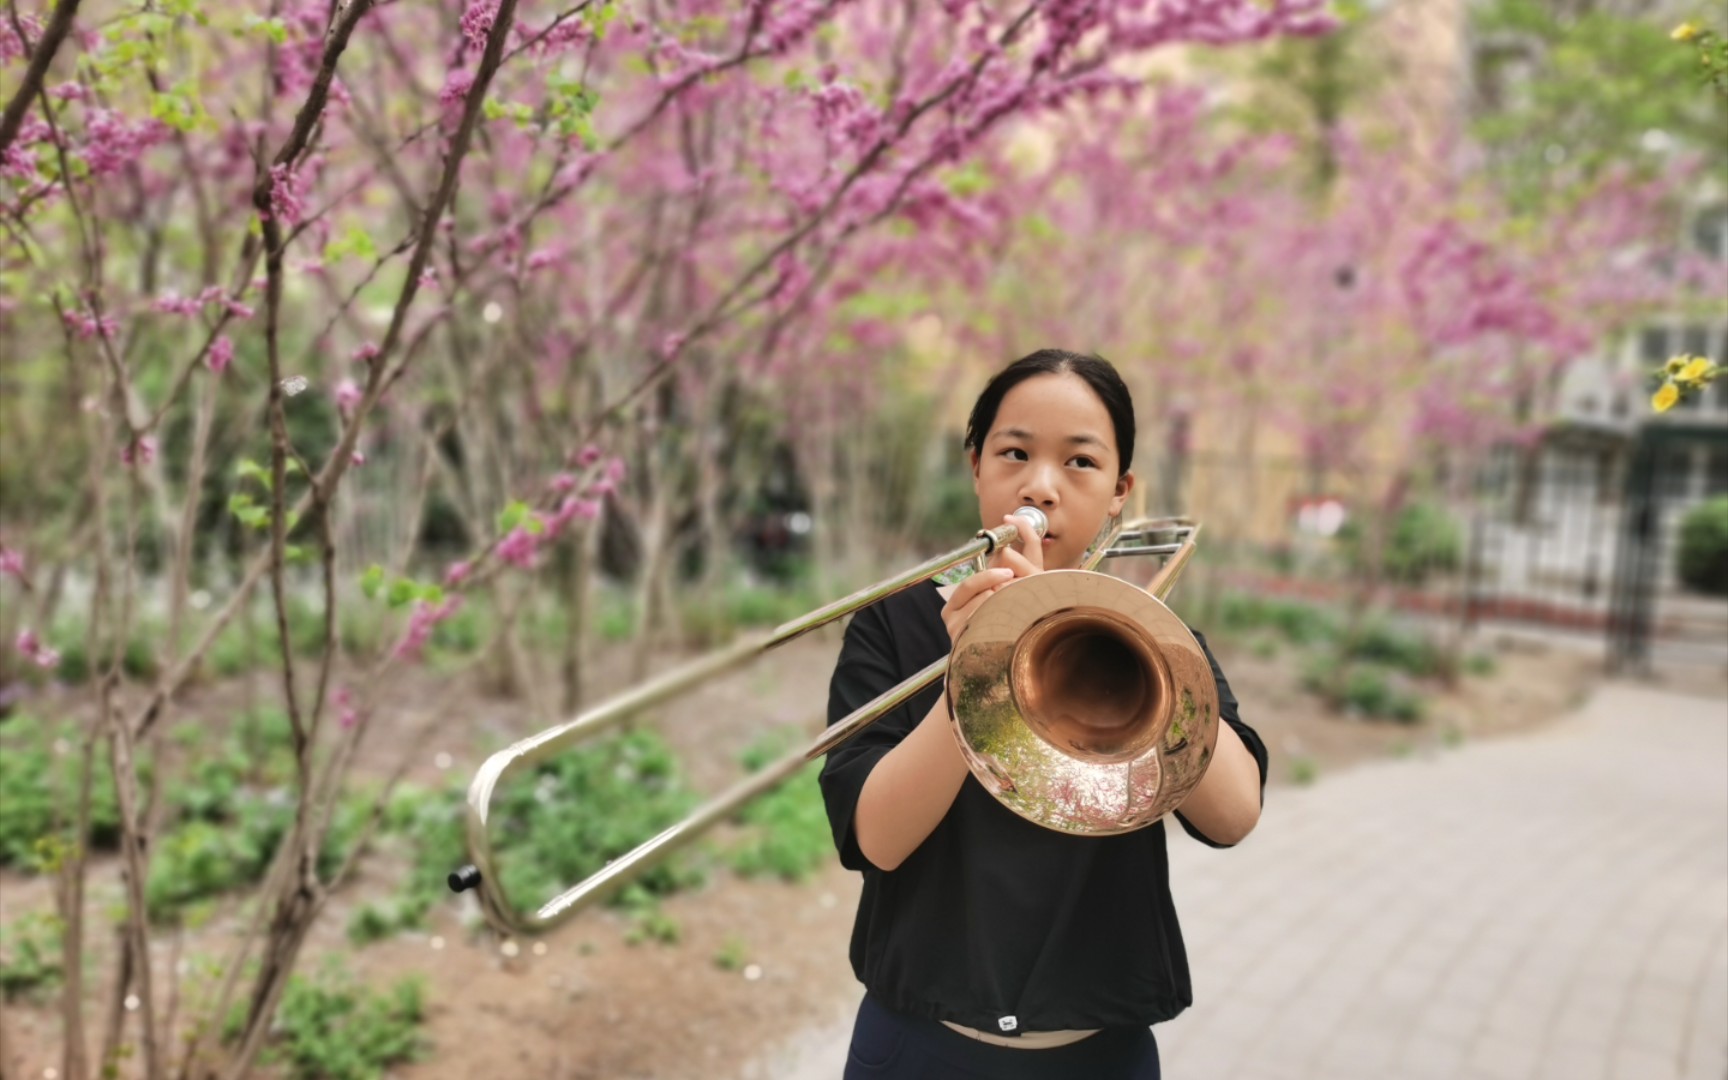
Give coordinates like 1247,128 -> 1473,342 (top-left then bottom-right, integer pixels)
236,506 -> 270,530
498,501 -> 529,533
361,565 -> 385,600
584,1 -> 617,41
244,15 -> 288,44
235,459 -> 268,486
386,579 -> 418,609
418,584 -> 445,606
284,544 -> 311,565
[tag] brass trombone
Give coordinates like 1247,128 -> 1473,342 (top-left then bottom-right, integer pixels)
449,508 -> 1216,937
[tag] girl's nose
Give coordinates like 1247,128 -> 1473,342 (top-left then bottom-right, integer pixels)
1020,465 -> 1058,507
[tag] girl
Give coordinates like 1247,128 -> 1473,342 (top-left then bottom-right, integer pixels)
820,350 -> 1268,1079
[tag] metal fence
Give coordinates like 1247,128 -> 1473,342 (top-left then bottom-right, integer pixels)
1166,431 -> 1728,669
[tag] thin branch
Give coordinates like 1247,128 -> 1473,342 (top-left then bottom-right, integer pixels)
0,0 -> 82,155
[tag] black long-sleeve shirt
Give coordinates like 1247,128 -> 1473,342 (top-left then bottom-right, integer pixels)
819,578 -> 1268,1034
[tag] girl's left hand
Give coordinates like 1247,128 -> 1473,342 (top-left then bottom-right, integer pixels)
988,512 -> 1045,578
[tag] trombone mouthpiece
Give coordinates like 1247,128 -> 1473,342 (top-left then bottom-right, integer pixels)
1012,506 -> 1048,539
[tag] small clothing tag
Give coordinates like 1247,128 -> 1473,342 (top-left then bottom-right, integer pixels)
997,1016 -> 1019,1034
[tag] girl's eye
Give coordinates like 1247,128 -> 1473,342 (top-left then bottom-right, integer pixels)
1070,456 -> 1097,469
1002,448 -> 1028,462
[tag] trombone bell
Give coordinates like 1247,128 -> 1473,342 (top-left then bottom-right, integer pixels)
947,569 -> 1218,835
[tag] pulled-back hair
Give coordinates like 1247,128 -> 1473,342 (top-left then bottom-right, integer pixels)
963,350 -> 1136,478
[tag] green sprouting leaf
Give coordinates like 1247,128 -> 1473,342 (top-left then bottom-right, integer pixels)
584,1 -> 617,41
236,506 -> 270,530
150,89 -> 198,132
386,579 -> 418,609
236,459 -> 268,486
418,584 -> 445,606
244,15 -> 288,44
361,565 -> 385,601
227,493 -> 255,514
284,544 -> 311,566
323,224 -> 378,263
946,163 -> 991,198
498,501 -> 529,533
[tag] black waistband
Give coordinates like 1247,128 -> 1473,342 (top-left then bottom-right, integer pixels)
858,994 -> 1157,1079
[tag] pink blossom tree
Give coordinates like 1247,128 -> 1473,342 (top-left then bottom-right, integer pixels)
0,2 -> 1334,1076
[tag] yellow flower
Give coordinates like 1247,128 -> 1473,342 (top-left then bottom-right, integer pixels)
1672,22 -> 1702,42
1678,357 -> 1716,384
1652,382 -> 1680,413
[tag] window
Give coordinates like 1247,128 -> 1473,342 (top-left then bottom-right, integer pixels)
1639,326 -> 1669,364
1708,449 -> 1728,497
1657,445 -> 1691,498
1694,204 -> 1728,263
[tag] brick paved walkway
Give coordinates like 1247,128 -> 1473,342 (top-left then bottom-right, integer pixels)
1156,681 -> 1726,1080
762,680 -> 1728,1080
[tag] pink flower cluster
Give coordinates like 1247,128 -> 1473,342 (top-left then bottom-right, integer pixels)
153,286 -> 255,321
208,336 -> 235,374
121,436 -> 158,467
334,377 -> 363,417
439,68 -> 476,110
266,163 -> 307,225
474,455 -> 625,574
333,686 -> 361,730
0,118 -> 49,181
63,306 -> 120,341
394,596 -> 465,661
15,629 -> 60,671
0,547 -> 24,581
0,14 -> 42,63
460,0 -> 500,49
80,109 -> 169,176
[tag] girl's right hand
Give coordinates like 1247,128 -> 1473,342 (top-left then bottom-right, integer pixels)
941,513 -> 1046,645
940,566 -> 1015,646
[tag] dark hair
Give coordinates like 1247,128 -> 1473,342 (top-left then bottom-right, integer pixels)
963,349 -> 1136,478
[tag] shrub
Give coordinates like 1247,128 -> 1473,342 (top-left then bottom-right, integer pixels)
145,710 -> 363,922
1336,501 -> 1463,585
0,913 -> 63,1001
677,576 -> 824,647
45,622 -> 161,684
0,716 -> 122,868
729,765 -> 831,883
1676,496 -> 1728,596
1337,666 -> 1425,723
1346,623 -> 1441,677
146,817 -> 279,922
1301,659 -> 1425,723
265,967 -> 427,1080
367,731 -> 701,942
1216,594 -> 1337,645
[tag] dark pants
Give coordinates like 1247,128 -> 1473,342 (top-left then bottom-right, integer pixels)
843,995 -> 1162,1080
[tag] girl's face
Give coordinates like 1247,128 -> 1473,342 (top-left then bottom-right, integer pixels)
970,372 -> 1135,571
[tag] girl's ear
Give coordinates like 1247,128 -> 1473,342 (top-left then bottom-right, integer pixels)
1109,471 -> 1135,517
969,448 -> 981,478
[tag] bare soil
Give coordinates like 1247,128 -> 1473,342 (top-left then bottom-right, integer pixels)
0,626 -> 1607,1080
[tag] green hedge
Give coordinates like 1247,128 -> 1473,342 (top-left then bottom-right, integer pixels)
1677,496 -> 1728,596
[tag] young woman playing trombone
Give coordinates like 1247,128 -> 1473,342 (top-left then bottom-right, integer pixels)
820,349 -> 1268,1079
